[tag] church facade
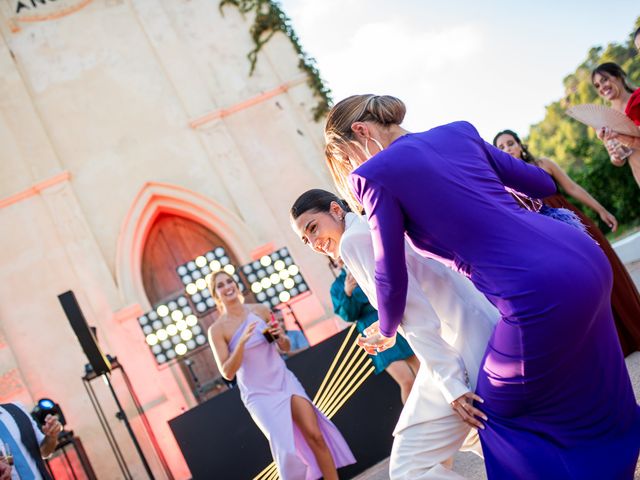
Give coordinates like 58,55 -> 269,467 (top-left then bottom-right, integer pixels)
0,0 -> 342,477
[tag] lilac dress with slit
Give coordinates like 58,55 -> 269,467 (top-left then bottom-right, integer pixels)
348,121 -> 640,479
228,313 -> 355,479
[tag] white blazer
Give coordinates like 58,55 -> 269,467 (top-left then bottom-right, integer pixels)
339,213 -> 499,434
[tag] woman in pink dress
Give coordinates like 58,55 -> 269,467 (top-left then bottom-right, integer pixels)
207,271 -> 355,480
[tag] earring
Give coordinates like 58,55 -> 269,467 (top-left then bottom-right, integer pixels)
364,137 -> 384,157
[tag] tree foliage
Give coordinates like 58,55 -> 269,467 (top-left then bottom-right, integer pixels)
527,17 -> 640,232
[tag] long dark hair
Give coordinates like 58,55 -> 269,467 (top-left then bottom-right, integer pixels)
290,189 -> 350,220
492,129 -> 536,164
591,62 -> 635,93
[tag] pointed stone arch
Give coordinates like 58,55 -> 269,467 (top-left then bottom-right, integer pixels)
115,182 -> 258,308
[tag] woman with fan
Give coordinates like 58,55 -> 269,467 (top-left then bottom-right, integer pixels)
591,62 -> 640,188
493,129 -> 640,356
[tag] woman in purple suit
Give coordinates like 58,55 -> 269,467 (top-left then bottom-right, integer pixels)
322,94 -> 640,478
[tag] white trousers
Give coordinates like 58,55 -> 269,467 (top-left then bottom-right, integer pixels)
389,415 -> 483,480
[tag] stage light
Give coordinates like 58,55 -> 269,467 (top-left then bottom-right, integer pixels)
166,324 -> 178,336
240,247 -> 309,308
279,269 -> 290,280
260,255 -> 271,267
279,291 -> 290,303
176,247 -> 245,315
137,295 -> 206,365
31,398 -> 66,428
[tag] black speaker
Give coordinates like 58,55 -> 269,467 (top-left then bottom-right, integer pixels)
58,291 -> 111,376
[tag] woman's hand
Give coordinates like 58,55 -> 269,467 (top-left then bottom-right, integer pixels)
599,210 -> 618,231
357,323 -> 396,355
363,320 -> 380,337
599,127 -> 635,165
598,127 -> 625,165
240,321 -> 258,345
606,129 -> 640,149
451,391 -> 487,430
344,272 -> 358,297
268,321 -> 285,341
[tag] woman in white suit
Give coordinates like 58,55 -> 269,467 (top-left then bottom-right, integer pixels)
290,189 -> 498,479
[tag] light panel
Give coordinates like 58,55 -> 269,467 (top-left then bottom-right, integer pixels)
138,295 -> 208,365
240,247 -> 309,308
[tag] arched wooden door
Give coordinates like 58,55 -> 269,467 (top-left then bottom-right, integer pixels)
141,213 -> 246,401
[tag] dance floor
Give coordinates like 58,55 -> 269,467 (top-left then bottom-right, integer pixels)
354,351 -> 640,480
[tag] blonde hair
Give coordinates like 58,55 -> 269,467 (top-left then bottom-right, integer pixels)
207,270 -> 244,313
324,94 -> 406,212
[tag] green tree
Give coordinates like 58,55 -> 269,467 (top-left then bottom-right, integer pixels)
526,18 -> 640,234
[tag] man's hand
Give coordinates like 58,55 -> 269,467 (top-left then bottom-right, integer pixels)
42,414 -> 63,439
0,460 -> 11,480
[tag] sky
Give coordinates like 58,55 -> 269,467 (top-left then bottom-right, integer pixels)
278,0 -> 639,140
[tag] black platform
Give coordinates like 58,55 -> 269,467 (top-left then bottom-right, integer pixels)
169,327 -> 404,479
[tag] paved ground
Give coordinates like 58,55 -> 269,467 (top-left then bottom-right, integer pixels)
353,352 -> 640,479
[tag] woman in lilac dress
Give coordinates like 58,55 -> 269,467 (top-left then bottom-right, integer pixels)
207,271 -> 355,480
323,94 -> 640,478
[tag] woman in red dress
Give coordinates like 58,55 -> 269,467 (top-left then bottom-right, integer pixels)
591,62 -> 640,189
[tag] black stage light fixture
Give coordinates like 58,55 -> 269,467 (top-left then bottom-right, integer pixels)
176,247 -> 244,315
240,247 -> 309,308
137,295 -> 207,365
31,398 -> 66,428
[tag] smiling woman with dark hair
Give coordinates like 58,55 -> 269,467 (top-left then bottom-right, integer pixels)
592,62 -> 640,188
290,188 -> 497,479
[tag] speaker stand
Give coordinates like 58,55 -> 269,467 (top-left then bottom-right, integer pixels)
83,361 -> 171,479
